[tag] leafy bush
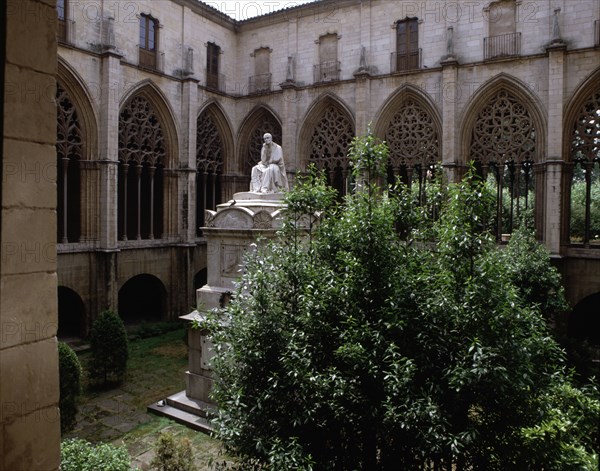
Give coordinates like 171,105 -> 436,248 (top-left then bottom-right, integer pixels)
150,431 -> 194,471
58,342 -> 82,434
60,438 -> 135,471
208,133 -> 600,469
89,310 -> 129,385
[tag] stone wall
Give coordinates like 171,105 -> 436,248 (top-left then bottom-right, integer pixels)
1,0 -> 61,469
55,0 -> 600,331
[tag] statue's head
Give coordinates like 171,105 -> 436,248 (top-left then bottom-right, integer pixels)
263,133 -> 273,145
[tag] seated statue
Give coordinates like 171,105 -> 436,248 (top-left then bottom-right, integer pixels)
250,133 -> 289,193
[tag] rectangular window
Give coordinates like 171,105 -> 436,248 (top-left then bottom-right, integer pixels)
207,42 -> 220,90
57,0 -> 66,21
315,34 -> 339,82
139,14 -> 158,69
57,0 -> 67,42
394,18 -> 420,71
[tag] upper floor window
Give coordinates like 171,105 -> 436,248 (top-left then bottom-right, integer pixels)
315,33 -> 340,83
393,18 -> 420,72
484,0 -> 520,59
57,0 -> 68,42
139,14 -> 158,69
207,42 -> 222,91
249,47 -> 271,94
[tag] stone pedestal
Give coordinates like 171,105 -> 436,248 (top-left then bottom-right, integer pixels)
148,192 -> 286,430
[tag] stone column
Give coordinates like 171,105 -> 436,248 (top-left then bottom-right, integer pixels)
2,0 -> 61,469
545,43 -> 567,254
440,57 -> 460,183
98,50 -> 122,249
281,82 -> 299,175
354,71 -> 371,136
181,78 -> 199,242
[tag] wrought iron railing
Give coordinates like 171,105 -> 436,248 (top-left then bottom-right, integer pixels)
484,32 -> 521,60
390,49 -> 422,72
249,73 -> 272,94
314,60 -> 340,83
206,72 -> 226,92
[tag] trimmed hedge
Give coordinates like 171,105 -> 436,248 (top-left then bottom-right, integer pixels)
89,310 -> 129,385
58,341 -> 81,434
61,438 -> 135,471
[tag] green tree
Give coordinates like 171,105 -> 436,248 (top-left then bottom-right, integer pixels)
208,133 -> 599,470
58,341 -> 82,434
89,310 -> 129,385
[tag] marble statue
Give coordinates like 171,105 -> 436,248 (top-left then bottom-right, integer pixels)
250,133 -> 289,193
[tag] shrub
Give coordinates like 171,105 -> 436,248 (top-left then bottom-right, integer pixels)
208,133 -> 600,469
58,342 -> 82,434
89,310 -> 129,385
150,431 -> 195,471
60,438 -> 135,471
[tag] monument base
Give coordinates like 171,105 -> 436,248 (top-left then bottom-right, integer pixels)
149,191 -> 286,431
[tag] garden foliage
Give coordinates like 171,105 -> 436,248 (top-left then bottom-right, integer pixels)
89,310 -> 129,385
58,341 -> 82,434
150,430 -> 195,471
60,438 -> 135,471
208,132 -> 599,470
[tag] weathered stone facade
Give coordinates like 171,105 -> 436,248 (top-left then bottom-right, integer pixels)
55,0 -> 600,338
2,0 -> 61,469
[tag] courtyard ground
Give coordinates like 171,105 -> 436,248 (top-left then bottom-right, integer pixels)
65,328 -> 231,470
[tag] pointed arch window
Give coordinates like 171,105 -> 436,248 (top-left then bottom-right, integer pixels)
56,83 -> 82,243
569,90 -> 600,246
470,90 -> 537,240
196,111 -> 224,234
309,105 -> 354,197
385,98 -> 440,209
118,95 -> 166,241
245,115 -> 282,177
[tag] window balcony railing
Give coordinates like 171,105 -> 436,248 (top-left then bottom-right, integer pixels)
390,49 -> 422,73
206,72 -> 226,92
249,73 -> 272,94
314,60 -> 340,83
139,47 -> 157,69
484,32 -> 521,60
595,20 -> 600,47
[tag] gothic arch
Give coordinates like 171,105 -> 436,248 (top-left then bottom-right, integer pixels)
459,73 -> 547,165
119,80 -> 180,167
118,82 -> 178,241
196,102 -> 234,232
197,100 -> 234,173
459,74 -> 547,240
373,84 -> 442,140
57,60 -> 101,243
373,85 -> 442,188
57,57 -> 99,160
237,104 -> 283,177
298,93 -> 355,195
562,66 -> 600,246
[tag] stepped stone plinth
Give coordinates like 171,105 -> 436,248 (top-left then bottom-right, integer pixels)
149,192 -> 286,427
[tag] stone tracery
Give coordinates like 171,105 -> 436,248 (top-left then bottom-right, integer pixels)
56,83 -> 83,243
569,90 -> 600,245
309,105 -> 354,195
469,89 -> 537,239
196,111 -> 224,233
118,95 -> 166,240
